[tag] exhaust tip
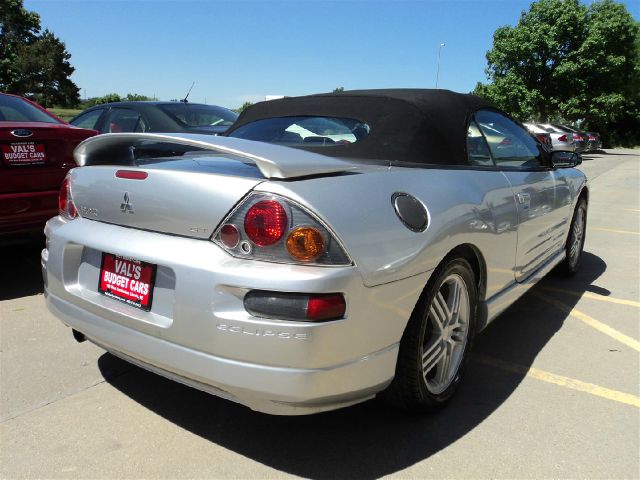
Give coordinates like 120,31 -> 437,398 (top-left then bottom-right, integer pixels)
72,329 -> 86,343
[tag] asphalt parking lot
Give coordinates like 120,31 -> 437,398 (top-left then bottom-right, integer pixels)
1,149 -> 639,479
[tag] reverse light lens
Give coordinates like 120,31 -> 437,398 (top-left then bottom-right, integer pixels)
286,227 -> 325,262
244,290 -> 346,322
58,177 -> 77,219
244,200 -> 288,246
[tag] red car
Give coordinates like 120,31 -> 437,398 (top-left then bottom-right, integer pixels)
0,93 -> 97,242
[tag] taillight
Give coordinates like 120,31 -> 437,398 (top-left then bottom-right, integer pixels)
558,134 -> 568,142
307,294 -> 346,321
213,193 -> 351,266
588,135 -> 596,141
286,227 -> 325,262
58,176 -> 77,220
535,134 -> 547,144
244,291 -> 346,322
244,200 -> 288,246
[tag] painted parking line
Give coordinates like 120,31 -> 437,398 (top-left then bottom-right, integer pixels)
539,286 -> 640,308
534,293 -> 640,352
590,227 -> 640,235
474,355 -> 640,408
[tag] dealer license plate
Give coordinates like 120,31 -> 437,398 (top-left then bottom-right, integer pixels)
1,142 -> 47,166
98,253 -> 156,311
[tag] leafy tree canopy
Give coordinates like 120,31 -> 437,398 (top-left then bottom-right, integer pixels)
83,93 -> 155,107
235,101 -> 254,114
474,0 -> 639,145
1,0 -> 80,107
0,0 -> 40,88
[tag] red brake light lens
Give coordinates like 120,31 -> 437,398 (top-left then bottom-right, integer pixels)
244,200 -> 288,246
558,134 -> 567,142
58,177 -> 77,219
220,224 -> 240,248
306,294 -> 346,321
116,170 -> 148,180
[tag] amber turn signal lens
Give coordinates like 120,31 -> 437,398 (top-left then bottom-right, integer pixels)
286,227 -> 325,262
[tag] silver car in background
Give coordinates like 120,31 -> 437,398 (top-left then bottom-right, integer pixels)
538,123 -> 586,153
43,90 -> 588,415
524,122 -> 575,152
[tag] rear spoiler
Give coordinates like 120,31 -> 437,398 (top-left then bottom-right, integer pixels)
73,133 -> 358,179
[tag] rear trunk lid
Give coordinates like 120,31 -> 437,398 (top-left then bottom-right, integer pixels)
69,154 -> 265,239
68,133 -> 362,239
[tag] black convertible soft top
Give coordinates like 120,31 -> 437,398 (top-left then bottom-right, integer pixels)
226,89 -> 495,166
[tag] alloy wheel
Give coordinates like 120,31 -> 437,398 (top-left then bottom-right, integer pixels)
569,206 -> 585,266
421,273 -> 470,395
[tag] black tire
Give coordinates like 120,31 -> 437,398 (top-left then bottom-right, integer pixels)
559,197 -> 587,276
381,258 -> 477,412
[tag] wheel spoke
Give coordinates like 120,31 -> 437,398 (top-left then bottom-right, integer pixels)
447,281 -> 462,326
435,343 -> 452,384
422,338 -> 444,375
429,293 -> 449,331
450,325 -> 467,343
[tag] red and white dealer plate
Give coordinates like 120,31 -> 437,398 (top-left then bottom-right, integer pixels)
98,253 -> 157,311
1,142 -> 47,166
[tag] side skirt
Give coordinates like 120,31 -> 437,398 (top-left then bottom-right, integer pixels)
477,250 -> 566,331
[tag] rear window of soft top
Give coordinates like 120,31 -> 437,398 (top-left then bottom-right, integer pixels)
228,116 -> 370,146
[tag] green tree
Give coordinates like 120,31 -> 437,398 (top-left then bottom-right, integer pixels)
0,0 -> 40,89
235,101 -> 253,114
11,29 -> 80,107
86,93 -> 122,106
1,1 -> 80,107
333,87 -> 345,93
474,0 -> 639,146
125,93 -> 155,101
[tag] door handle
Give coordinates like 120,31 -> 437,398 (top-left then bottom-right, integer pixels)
516,192 -> 531,204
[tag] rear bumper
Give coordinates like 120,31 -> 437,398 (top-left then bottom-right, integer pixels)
42,216 -> 427,415
45,290 -> 398,414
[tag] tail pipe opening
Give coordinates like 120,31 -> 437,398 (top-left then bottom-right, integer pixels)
72,329 -> 86,343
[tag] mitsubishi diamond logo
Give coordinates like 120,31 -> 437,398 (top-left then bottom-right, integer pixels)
120,192 -> 134,214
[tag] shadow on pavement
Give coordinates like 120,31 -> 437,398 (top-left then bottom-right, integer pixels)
0,237 -> 45,301
99,252 -> 606,479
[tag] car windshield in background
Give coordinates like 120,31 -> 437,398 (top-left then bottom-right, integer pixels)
228,116 -> 370,146
0,95 -> 61,124
159,104 -> 238,128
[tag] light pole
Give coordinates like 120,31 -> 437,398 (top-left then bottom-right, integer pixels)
435,42 -> 445,88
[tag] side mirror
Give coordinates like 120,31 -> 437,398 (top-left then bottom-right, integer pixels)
551,151 -> 581,168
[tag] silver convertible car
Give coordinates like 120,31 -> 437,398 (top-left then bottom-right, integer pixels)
42,90 -> 588,415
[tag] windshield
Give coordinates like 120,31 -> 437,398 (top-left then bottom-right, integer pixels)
159,103 -> 238,128
0,95 -> 61,124
228,116 -> 370,146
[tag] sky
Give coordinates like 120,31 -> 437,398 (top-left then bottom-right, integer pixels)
25,0 -> 640,110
